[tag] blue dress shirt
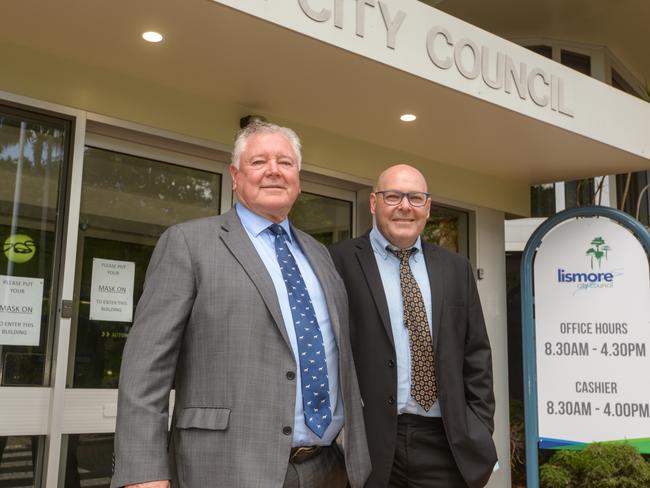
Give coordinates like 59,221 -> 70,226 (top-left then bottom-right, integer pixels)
236,203 -> 343,446
370,225 -> 442,417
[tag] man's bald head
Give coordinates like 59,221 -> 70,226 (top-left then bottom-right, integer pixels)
375,164 -> 428,192
371,164 -> 431,249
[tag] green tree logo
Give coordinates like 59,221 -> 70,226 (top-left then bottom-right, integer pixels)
585,236 -> 610,269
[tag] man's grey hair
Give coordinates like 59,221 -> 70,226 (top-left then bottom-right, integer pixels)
231,121 -> 302,170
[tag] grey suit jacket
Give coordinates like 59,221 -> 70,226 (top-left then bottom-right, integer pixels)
111,208 -> 371,488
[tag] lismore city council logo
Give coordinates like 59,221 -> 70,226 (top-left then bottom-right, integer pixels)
585,236 -> 611,270
556,236 -> 622,292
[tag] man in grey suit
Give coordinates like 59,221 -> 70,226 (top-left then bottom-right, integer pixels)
111,121 -> 371,488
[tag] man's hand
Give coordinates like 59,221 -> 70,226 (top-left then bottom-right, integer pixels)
126,482 -> 170,488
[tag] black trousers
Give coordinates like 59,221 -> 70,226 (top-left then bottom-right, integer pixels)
389,414 -> 468,488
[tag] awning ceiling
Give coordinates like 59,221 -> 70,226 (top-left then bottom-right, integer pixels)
2,0 -> 649,184
431,0 -> 650,88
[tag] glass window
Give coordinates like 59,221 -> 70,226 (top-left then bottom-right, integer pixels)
62,434 -> 113,488
560,50 -> 591,76
69,147 -> 222,388
616,170 -> 650,226
611,69 -> 644,99
564,178 -> 594,209
526,45 -> 552,59
612,69 -> 635,94
0,106 -> 70,386
289,192 -> 352,245
530,183 -> 556,217
0,435 -> 44,487
422,203 -> 469,257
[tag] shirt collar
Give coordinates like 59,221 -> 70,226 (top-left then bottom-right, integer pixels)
369,224 -> 422,261
236,203 -> 293,242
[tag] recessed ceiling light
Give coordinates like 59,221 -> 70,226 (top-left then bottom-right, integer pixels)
400,113 -> 417,122
142,31 -> 163,43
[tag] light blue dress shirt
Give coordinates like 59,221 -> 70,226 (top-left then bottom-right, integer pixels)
236,204 -> 343,446
370,225 -> 442,417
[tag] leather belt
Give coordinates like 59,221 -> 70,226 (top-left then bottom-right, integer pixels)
289,446 -> 323,464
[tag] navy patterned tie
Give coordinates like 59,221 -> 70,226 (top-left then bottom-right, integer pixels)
268,224 -> 332,438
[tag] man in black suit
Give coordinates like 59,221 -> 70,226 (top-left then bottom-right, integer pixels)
330,164 -> 496,488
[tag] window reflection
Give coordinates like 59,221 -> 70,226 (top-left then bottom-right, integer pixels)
0,106 -> 68,386
290,192 -> 352,245
63,434 -> 113,488
0,436 -> 42,487
422,204 -> 469,257
616,170 -> 649,226
80,148 -> 220,236
531,183 -> 556,218
565,178 -> 594,208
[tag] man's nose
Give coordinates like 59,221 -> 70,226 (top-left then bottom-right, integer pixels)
265,159 -> 281,175
397,195 -> 411,210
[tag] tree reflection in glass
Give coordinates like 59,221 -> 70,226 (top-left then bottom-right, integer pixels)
0,110 -> 67,387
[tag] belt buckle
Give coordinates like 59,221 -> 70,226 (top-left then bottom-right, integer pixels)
290,446 -> 322,464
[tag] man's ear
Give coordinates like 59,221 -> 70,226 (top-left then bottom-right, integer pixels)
369,193 -> 377,215
229,164 -> 238,191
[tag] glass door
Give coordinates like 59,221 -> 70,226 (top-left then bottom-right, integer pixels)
0,103 -> 73,487
58,133 -> 229,487
68,143 -> 223,390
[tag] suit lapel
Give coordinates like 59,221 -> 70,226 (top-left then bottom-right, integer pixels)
218,209 -> 291,348
355,236 -> 395,348
423,242 -> 443,352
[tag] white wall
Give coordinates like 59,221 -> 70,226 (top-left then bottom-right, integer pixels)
475,207 -> 511,487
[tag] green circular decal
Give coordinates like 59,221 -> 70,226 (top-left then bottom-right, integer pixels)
3,234 -> 36,264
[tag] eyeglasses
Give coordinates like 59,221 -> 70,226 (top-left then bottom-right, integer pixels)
375,190 -> 430,207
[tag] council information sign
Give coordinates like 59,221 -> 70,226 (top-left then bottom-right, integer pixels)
534,217 -> 650,452
0,275 -> 44,346
90,258 -> 135,322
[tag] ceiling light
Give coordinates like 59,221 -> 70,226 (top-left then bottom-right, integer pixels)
142,31 -> 163,43
400,114 -> 417,122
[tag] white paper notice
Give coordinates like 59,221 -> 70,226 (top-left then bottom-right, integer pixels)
534,217 -> 650,449
90,258 -> 135,322
0,275 -> 44,346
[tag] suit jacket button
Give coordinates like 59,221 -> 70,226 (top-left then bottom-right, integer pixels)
388,396 -> 395,405
286,371 -> 296,380
283,426 -> 293,436
387,360 -> 395,368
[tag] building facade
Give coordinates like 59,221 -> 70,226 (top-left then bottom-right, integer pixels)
1,1 -> 649,487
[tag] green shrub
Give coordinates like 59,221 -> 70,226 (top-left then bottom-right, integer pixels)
540,443 -> 650,488
540,463 -> 572,488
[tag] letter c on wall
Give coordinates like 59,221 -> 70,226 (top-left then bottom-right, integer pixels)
528,68 -> 550,107
298,0 -> 331,22
426,26 -> 453,70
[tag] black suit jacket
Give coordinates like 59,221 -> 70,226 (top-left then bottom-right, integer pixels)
330,234 -> 497,488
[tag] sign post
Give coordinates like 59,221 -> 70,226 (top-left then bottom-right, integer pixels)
521,206 -> 650,487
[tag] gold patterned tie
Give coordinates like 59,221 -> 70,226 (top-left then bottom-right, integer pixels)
390,247 -> 438,411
